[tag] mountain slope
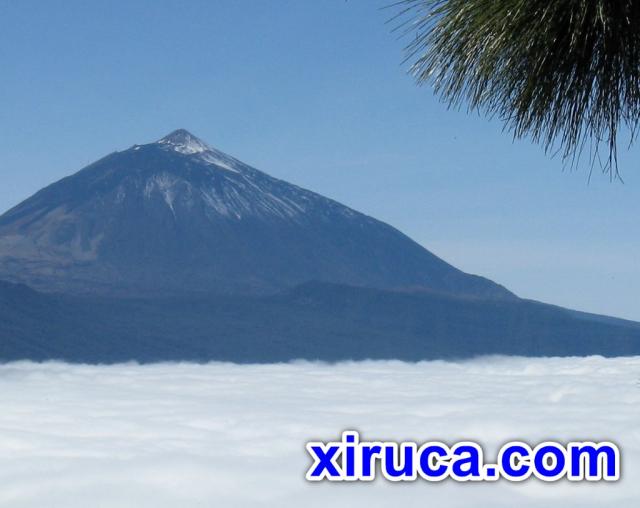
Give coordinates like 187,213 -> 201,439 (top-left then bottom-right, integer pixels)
0,130 -> 512,298
0,280 -> 637,363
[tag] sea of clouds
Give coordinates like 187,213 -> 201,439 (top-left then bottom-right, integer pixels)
0,356 -> 638,507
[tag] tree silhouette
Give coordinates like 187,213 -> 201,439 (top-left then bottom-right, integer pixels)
394,0 -> 640,177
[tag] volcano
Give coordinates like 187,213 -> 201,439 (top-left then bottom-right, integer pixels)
0,129 -> 512,298
1,130 -> 640,362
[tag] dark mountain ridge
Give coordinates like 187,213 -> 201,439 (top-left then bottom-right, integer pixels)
1,279 -> 638,363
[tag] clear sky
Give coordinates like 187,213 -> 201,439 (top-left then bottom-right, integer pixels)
1,0 -> 639,320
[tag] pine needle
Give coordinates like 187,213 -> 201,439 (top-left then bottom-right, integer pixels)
393,0 -> 640,178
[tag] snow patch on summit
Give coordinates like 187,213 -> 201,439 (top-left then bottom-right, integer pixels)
158,129 -> 210,155
199,151 -> 240,173
157,129 -> 240,173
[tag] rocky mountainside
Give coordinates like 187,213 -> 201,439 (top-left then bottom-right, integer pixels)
0,129 -> 512,298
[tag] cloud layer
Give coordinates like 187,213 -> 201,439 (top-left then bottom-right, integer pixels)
0,356 -> 638,507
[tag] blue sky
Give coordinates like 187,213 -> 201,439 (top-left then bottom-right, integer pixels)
1,0 -> 639,320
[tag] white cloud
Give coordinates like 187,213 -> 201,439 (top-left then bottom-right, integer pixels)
0,357 -> 638,507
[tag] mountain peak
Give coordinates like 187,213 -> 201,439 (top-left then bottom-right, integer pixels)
0,130 -> 515,301
157,129 -> 210,154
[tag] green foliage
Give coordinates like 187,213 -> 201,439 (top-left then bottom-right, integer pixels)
394,0 -> 640,176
